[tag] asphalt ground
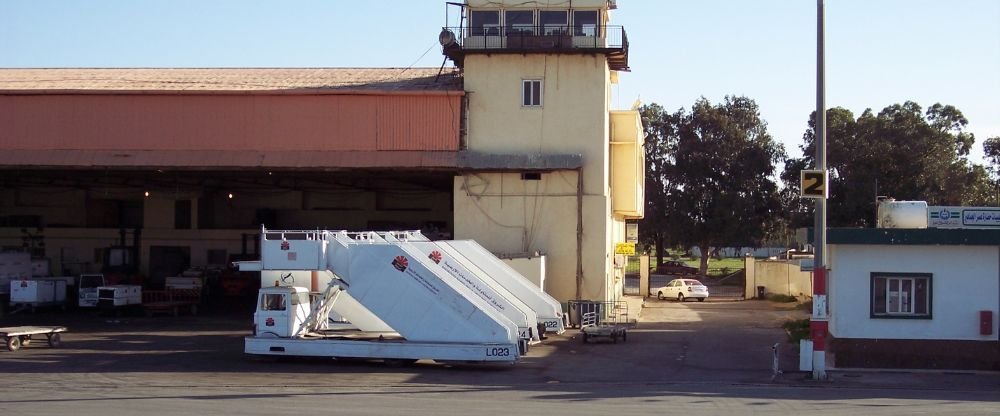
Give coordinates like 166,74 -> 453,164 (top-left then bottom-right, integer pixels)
0,297 -> 1000,392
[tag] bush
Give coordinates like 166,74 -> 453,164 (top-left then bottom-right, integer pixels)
767,293 -> 799,303
782,318 -> 810,343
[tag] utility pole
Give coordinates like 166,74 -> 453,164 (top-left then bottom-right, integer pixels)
811,0 -> 829,380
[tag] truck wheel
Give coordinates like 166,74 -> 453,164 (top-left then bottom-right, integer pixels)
582,333 -> 589,344
6,336 -> 21,352
48,333 -> 62,348
622,330 -> 628,343
612,333 -> 619,344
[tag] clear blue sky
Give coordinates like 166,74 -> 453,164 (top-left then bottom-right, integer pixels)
3,0 -> 998,163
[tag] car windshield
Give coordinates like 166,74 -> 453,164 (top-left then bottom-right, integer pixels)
684,280 -> 703,286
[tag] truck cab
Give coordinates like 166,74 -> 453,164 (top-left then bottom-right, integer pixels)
253,286 -> 311,338
77,274 -> 105,308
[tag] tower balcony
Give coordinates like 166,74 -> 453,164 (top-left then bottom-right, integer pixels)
441,25 -> 629,71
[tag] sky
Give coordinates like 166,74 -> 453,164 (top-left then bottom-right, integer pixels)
2,0 -> 998,164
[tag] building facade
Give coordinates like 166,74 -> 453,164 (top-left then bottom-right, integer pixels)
0,1 -> 643,305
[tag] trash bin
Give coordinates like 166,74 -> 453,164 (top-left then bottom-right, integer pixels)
757,286 -> 767,299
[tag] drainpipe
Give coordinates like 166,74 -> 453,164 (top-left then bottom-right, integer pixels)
576,168 -> 584,300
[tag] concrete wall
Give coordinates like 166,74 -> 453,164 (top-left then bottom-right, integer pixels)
829,244 -> 999,341
500,255 -> 546,290
693,246 -> 791,259
457,53 -> 618,303
744,257 -> 812,299
462,54 -> 609,192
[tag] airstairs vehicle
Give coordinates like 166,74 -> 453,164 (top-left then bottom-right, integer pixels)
239,228 -> 562,365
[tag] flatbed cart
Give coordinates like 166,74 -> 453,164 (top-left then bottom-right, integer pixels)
580,311 -> 627,344
0,326 -> 66,351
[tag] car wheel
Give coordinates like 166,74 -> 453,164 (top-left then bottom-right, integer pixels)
657,292 -> 664,301
677,293 -> 685,302
697,297 -> 705,302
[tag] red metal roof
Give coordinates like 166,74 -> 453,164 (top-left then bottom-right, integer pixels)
0,68 -> 463,93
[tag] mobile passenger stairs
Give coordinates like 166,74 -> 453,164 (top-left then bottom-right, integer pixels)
237,228 -> 567,366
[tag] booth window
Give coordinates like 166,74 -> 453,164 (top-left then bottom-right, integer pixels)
870,272 -> 932,319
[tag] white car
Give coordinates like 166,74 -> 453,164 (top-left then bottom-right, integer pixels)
652,278 -> 709,302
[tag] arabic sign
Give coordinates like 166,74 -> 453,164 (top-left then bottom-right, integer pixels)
615,242 -> 636,255
928,206 -> 1000,229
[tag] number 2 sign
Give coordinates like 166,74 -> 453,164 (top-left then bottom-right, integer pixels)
800,170 -> 828,199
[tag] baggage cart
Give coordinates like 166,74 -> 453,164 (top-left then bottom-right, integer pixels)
0,326 -> 67,351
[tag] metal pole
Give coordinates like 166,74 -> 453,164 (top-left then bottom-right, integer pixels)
811,0 -> 829,380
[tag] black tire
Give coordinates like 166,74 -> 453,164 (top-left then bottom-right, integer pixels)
6,336 -> 21,352
622,330 -> 628,343
582,333 -> 589,344
657,292 -> 664,301
612,333 -> 618,344
48,333 -> 62,348
677,293 -> 685,302
697,297 -> 705,302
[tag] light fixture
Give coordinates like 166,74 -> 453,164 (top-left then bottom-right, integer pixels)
144,191 -> 150,197
228,193 -> 234,199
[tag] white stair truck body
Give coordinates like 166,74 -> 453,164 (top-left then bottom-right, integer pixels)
262,270 -> 395,333
386,235 -> 539,342
440,240 -> 567,334
325,231 -> 519,345
239,229 -> 520,364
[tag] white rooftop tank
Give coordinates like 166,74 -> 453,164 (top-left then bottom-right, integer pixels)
876,199 -> 928,229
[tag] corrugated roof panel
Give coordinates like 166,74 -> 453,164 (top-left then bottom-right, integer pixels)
377,95 -> 462,151
0,68 -> 463,92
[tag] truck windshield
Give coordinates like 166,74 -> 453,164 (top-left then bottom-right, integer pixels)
261,294 -> 286,311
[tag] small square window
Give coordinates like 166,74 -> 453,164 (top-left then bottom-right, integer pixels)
870,272 -> 932,319
522,79 -> 542,107
521,172 -> 541,181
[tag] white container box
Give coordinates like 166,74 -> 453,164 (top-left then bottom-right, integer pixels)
97,285 -> 142,307
11,278 -> 67,305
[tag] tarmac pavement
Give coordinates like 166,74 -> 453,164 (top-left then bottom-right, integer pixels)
620,294 -> 1000,393
0,296 -> 997,398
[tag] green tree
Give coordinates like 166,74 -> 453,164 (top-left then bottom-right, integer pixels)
641,97 -> 785,275
783,102 -> 992,227
638,103 -> 678,266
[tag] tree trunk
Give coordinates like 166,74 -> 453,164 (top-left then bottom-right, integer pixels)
655,233 -> 665,268
698,245 -> 712,277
